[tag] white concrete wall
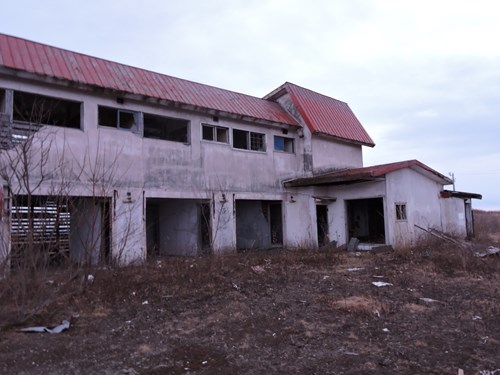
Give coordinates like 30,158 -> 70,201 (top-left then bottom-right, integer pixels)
385,169 -> 443,247
282,189 -> 317,249
311,137 -> 363,171
440,197 -> 467,237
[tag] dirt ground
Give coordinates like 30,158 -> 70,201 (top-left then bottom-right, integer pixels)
0,243 -> 499,374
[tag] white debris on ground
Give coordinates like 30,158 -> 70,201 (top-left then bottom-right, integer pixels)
20,320 -> 70,334
475,246 -> 500,258
372,281 -> 393,287
347,267 -> 364,272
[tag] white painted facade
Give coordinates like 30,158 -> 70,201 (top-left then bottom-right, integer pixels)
0,66 -> 479,268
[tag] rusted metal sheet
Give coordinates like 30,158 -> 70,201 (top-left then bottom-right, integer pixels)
266,82 -> 375,147
284,160 -> 452,187
0,34 -> 299,127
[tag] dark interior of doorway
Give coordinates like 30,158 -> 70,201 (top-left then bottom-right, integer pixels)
316,205 -> 329,246
235,200 -> 283,251
346,198 -> 385,244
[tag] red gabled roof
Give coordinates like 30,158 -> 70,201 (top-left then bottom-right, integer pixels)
284,160 -> 452,187
0,34 -> 299,127
265,82 -> 375,147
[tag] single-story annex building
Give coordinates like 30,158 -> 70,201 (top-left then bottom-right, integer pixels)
0,33 -> 481,268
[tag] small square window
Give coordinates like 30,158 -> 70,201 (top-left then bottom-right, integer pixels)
396,204 -> 407,221
250,132 -> 265,151
274,136 -> 294,153
202,124 -> 228,143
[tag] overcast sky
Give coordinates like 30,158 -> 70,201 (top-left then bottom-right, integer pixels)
1,0 -> 499,210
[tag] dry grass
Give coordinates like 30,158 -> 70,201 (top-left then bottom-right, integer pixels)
474,209 -> 500,243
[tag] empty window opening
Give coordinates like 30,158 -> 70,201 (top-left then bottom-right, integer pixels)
274,136 -> 294,153
13,91 -> 81,129
395,203 -> 407,221
346,198 -> 385,244
144,113 -> 189,143
98,106 -> 138,132
235,200 -> 282,251
233,129 -> 266,151
316,205 -> 329,246
202,124 -> 229,143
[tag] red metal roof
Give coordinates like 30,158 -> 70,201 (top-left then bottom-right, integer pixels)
265,82 -> 375,147
0,34 -> 299,127
284,160 -> 452,187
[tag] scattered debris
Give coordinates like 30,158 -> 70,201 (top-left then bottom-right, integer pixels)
338,348 -> 359,356
251,265 -> 266,274
479,369 -> 500,375
473,315 -> 482,321
142,301 -> 149,305
347,267 -> 364,272
373,309 -> 381,317
414,225 -> 470,249
20,320 -> 70,334
372,281 -> 393,287
475,246 -> 500,258
231,282 -> 241,291
372,275 -> 385,278
382,328 -> 390,333
419,297 -> 441,304
87,274 -> 95,284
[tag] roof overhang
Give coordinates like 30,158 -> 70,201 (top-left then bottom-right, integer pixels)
283,160 -> 452,188
284,174 -> 385,188
313,131 -> 376,147
440,190 -> 482,200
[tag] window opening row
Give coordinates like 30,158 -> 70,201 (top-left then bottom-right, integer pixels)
6,89 -> 295,151
202,124 -> 294,153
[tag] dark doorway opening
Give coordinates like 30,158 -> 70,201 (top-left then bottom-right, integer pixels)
236,200 -> 283,251
346,198 -> 385,243
146,198 -> 210,257
316,205 -> 329,246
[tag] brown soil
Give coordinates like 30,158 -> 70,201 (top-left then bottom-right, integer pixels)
0,245 -> 499,374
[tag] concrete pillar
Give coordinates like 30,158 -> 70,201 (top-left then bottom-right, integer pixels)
0,180 -> 11,277
112,189 -> 146,265
211,192 -> 236,254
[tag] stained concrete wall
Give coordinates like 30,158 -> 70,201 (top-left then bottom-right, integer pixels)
440,197 -> 467,237
282,190 -> 317,249
385,169 -> 444,248
312,136 -> 363,172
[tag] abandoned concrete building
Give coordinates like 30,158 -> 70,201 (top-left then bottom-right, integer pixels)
0,34 -> 481,268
